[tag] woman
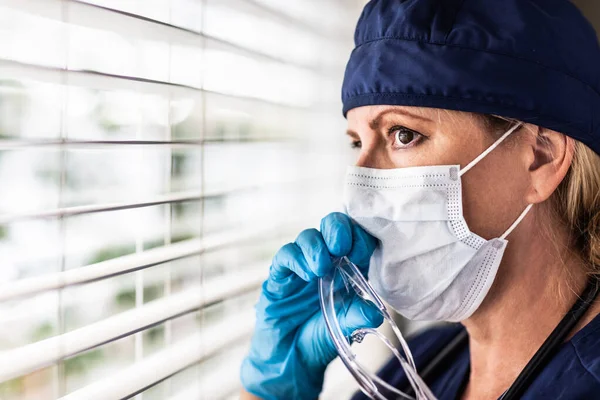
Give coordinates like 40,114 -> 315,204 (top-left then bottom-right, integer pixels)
240,0 -> 600,399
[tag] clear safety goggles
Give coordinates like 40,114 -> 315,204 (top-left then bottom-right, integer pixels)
318,257 -> 437,400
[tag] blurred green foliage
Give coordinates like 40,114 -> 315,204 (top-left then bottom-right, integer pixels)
87,244 -> 136,265
115,284 -> 164,310
143,325 -> 164,348
143,233 -> 195,250
97,117 -> 122,133
214,121 -> 227,139
172,116 -> 201,140
0,225 -> 7,240
171,232 -> 195,244
144,285 -> 163,303
31,321 -> 55,342
91,93 -> 123,134
64,348 -> 104,376
143,238 -> 165,251
34,152 -> 83,190
171,153 -> 187,178
0,376 -> 25,398
0,79 -> 27,139
211,120 -> 254,140
115,288 -> 135,309
239,122 -> 252,139
171,198 -> 204,220
172,202 -> 186,219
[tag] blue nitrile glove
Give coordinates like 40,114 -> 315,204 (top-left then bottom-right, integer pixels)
240,212 -> 383,400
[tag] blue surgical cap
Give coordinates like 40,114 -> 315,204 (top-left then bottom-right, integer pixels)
342,0 -> 600,154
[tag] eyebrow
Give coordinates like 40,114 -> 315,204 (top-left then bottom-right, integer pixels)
346,108 -> 433,138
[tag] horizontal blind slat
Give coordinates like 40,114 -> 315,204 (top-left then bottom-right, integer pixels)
0,266 -> 265,382
59,310 -> 255,400
0,190 -> 203,224
166,355 -> 245,400
0,58 -> 316,110
0,137 -> 290,150
76,0 -> 346,43
0,0 -> 332,73
0,224 -> 279,301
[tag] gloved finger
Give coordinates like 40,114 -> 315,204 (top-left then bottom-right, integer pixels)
270,242 -> 315,282
258,278 -> 320,327
304,295 -> 385,365
339,296 -> 384,339
295,228 -> 333,278
320,212 -> 353,257
264,264 -> 306,299
347,222 -> 378,275
264,242 -> 317,301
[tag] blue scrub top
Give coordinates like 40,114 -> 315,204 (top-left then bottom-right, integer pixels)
351,313 -> 600,399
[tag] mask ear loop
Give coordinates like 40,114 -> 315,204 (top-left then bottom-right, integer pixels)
500,204 -> 533,240
459,123 -> 523,177
454,122 -> 533,239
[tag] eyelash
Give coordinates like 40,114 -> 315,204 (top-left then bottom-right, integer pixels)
349,126 -> 425,149
388,125 -> 424,149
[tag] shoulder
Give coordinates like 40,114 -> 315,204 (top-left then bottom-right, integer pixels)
525,313 -> 600,398
570,312 -> 600,383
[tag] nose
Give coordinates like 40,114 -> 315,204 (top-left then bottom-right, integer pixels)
355,144 -> 396,169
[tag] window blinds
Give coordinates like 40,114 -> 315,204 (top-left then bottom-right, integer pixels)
0,0 -> 365,399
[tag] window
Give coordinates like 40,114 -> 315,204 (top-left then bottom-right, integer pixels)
0,1 -> 371,399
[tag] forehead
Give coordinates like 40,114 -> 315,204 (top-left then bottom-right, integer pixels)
347,106 -> 467,125
346,106 -> 476,130
348,105 -> 436,119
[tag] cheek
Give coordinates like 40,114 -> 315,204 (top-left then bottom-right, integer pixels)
390,133 -> 485,168
460,152 -> 530,240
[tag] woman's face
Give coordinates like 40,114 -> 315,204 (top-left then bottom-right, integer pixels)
346,105 -> 533,240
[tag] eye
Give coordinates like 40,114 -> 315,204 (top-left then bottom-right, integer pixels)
390,126 -> 423,149
350,140 -> 362,149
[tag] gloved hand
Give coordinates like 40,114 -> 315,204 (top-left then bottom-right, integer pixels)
240,212 -> 383,400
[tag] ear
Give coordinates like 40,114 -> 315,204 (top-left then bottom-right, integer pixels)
525,126 -> 574,204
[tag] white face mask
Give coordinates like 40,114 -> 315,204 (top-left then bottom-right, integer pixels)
343,124 -> 532,322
